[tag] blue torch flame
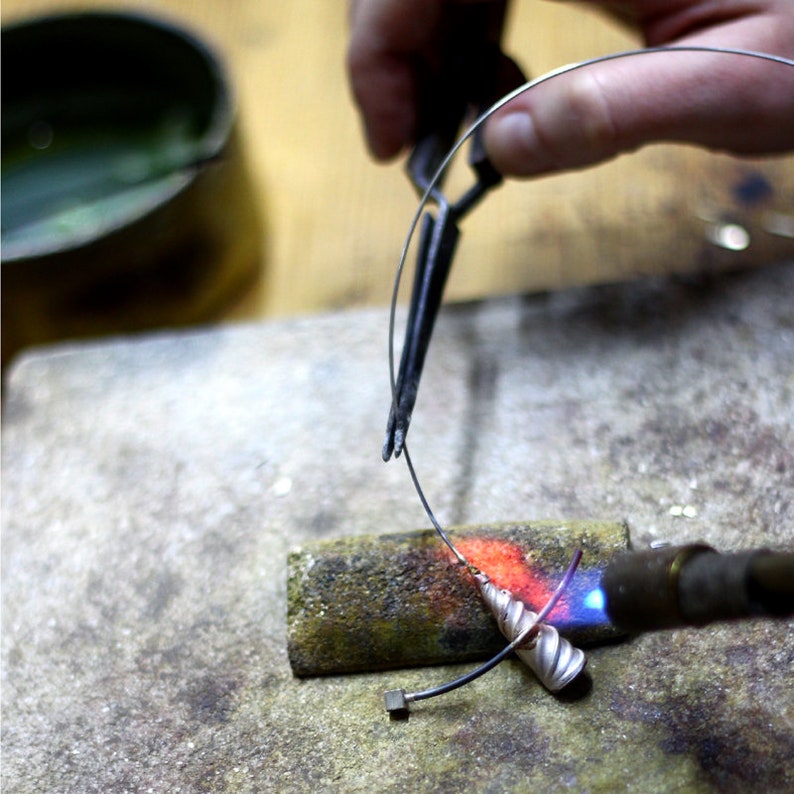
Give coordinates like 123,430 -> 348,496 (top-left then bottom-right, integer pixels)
583,586 -> 605,612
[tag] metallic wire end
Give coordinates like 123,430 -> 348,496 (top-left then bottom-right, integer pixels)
384,688 -> 411,714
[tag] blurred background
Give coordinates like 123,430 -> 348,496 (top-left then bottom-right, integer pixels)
3,0 -> 793,353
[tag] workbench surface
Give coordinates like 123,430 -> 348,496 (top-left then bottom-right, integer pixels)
3,262 -> 792,792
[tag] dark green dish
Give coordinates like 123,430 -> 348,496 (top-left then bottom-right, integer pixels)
2,11 -> 262,365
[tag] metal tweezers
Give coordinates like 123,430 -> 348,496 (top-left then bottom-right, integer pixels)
383,2 -> 525,461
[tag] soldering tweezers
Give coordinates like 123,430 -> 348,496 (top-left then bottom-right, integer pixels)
383,2 -> 525,462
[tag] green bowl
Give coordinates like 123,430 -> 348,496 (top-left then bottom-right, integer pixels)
2,11 -> 262,365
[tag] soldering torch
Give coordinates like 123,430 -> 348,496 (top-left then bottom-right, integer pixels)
600,544 -> 794,633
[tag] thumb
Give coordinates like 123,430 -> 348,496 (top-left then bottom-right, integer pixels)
482,47 -> 794,177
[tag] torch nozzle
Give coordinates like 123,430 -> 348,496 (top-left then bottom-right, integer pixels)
602,545 -> 794,634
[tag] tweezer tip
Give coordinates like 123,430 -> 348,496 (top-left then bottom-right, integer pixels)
381,427 -> 406,462
382,432 -> 395,462
392,428 -> 405,458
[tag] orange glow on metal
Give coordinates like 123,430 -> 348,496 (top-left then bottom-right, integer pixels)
450,537 -> 573,620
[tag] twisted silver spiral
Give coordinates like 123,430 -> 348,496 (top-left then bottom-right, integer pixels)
474,572 -> 586,692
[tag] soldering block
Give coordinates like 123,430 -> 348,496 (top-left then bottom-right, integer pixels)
287,519 -> 629,676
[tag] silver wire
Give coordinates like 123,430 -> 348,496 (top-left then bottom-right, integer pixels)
384,47 -> 793,710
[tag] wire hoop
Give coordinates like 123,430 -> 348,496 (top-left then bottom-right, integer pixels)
384,47 -> 794,710
388,45 -> 794,548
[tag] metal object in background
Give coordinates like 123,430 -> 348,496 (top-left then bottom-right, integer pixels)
1,11 -> 262,366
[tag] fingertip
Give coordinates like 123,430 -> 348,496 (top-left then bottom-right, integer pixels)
360,124 -> 394,161
366,115 -> 413,161
482,66 -> 625,177
483,110 -> 545,177
347,51 -> 417,162
482,46 -> 794,179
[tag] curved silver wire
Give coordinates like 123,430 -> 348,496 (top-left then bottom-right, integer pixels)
402,549 -> 582,705
385,46 -> 794,709
388,45 -> 794,557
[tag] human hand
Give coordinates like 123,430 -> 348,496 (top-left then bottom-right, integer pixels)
347,1 -> 794,177
348,0 -> 512,160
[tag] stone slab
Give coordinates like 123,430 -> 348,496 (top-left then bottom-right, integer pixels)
2,264 -> 793,792
287,520 -> 629,676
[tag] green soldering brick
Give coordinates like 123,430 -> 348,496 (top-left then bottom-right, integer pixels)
287,520 -> 630,676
